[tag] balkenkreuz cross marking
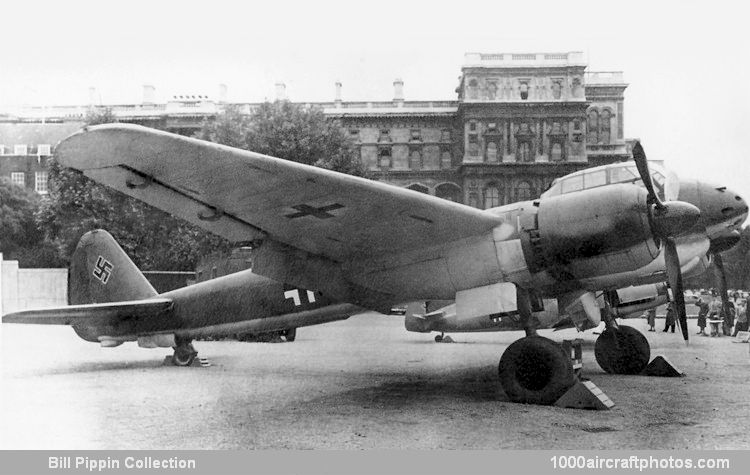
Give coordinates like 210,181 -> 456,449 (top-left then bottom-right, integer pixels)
285,203 -> 344,219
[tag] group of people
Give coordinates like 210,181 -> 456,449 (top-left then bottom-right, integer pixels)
645,290 -> 749,337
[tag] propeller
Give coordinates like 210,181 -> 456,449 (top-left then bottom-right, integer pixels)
632,142 -> 701,342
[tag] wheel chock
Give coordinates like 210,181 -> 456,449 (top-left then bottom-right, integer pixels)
640,356 -> 684,377
554,380 -> 614,410
440,335 -> 454,343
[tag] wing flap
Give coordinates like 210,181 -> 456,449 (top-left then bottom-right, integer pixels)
2,298 -> 173,326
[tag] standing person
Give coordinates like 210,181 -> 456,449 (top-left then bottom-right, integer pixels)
696,297 -> 709,336
733,299 -> 748,336
663,302 -> 676,333
723,301 -> 736,336
646,307 -> 656,332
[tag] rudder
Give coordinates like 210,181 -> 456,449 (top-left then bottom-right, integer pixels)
68,229 -> 158,304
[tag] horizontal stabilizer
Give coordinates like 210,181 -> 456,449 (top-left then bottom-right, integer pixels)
2,298 -> 173,326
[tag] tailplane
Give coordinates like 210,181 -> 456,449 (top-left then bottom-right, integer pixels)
68,229 -> 157,304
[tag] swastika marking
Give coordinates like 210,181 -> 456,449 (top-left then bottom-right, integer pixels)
284,203 -> 344,219
93,256 -> 114,284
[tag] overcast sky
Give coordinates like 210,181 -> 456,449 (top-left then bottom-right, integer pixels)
2,0 -> 748,202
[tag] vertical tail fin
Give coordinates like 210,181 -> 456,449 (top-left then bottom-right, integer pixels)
68,229 -> 158,304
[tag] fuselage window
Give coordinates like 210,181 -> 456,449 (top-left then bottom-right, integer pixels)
585,170 -> 607,188
560,175 -> 584,194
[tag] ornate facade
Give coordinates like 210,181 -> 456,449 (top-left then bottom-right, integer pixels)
0,52 -> 630,207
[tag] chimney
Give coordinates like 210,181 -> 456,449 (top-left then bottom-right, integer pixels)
142,84 -> 155,104
334,81 -> 342,106
275,82 -> 286,101
88,87 -> 97,106
218,83 -> 228,103
393,78 -> 404,105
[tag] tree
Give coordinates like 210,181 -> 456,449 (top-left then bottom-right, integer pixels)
0,178 -> 63,267
37,109 -> 232,270
197,101 -> 368,177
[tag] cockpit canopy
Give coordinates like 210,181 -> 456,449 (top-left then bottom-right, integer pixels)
541,163 -> 668,201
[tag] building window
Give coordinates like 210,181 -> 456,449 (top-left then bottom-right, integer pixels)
441,151 -> 452,169
468,79 -> 479,99
435,183 -> 462,202
515,181 -> 532,201
519,81 -> 529,100
483,184 -> 502,209
410,129 -> 422,141
441,129 -> 451,142
486,142 -> 498,162
407,183 -> 429,194
37,144 -> 51,156
587,109 -> 599,144
11,172 -> 25,187
551,79 -> 563,100
409,149 -> 422,169
517,141 -> 532,162
468,192 -> 479,208
378,147 -> 392,168
378,129 -> 391,142
486,81 -> 498,100
550,142 -> 563,161
14,145 -> 28,155
600,109 -> 612,145
35,171 -> 48,194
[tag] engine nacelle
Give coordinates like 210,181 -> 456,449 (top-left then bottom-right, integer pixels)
529,184 -> 659,280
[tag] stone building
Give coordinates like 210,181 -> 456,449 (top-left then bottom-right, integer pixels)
0,52 -> 629,208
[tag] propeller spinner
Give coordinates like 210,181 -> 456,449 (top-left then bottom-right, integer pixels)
632,142 -> 701,342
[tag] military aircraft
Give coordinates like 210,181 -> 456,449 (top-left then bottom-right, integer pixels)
3,229 -> 360,366
3,124 -> 747,405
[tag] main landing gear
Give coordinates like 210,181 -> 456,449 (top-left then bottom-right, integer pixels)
498,336 -> 577,405
594,294 -> 650,374
498,288 -> 576,405
171,337 -> 198,367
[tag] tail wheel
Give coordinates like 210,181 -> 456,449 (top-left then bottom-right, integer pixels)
594,325 -> 650,374
498,336 -> 576,405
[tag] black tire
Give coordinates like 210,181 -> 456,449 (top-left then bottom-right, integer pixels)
434,334 -> 443,342
594,325 -> 650,374
498,336 -> 576,405
284,328 -> 296,342
172,347 -> 197,367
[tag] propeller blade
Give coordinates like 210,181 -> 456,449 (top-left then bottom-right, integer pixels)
664,238 -> 689,342
714,253 -> 731,324
632,141 -> 665,209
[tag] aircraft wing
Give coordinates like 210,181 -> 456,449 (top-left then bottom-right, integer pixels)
2,298 -> 173,326
56,124 -> 503,262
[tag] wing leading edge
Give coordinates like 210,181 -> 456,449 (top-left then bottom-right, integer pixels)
55,124 -> 503,263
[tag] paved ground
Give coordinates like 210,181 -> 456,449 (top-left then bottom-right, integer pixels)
1,313 -> 749,449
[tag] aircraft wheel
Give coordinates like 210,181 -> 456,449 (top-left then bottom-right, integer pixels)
434,334 -> 443,342
594,325 -> 650,374
172,342 -> 197,367
284,328 -> 297,342
498,336 -> 576,405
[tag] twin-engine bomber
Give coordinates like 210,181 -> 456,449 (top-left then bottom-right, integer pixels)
3,124 -> 747,405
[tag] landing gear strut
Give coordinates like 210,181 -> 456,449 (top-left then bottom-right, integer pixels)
594,292 -> 650,374
171,337 -> 198,367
